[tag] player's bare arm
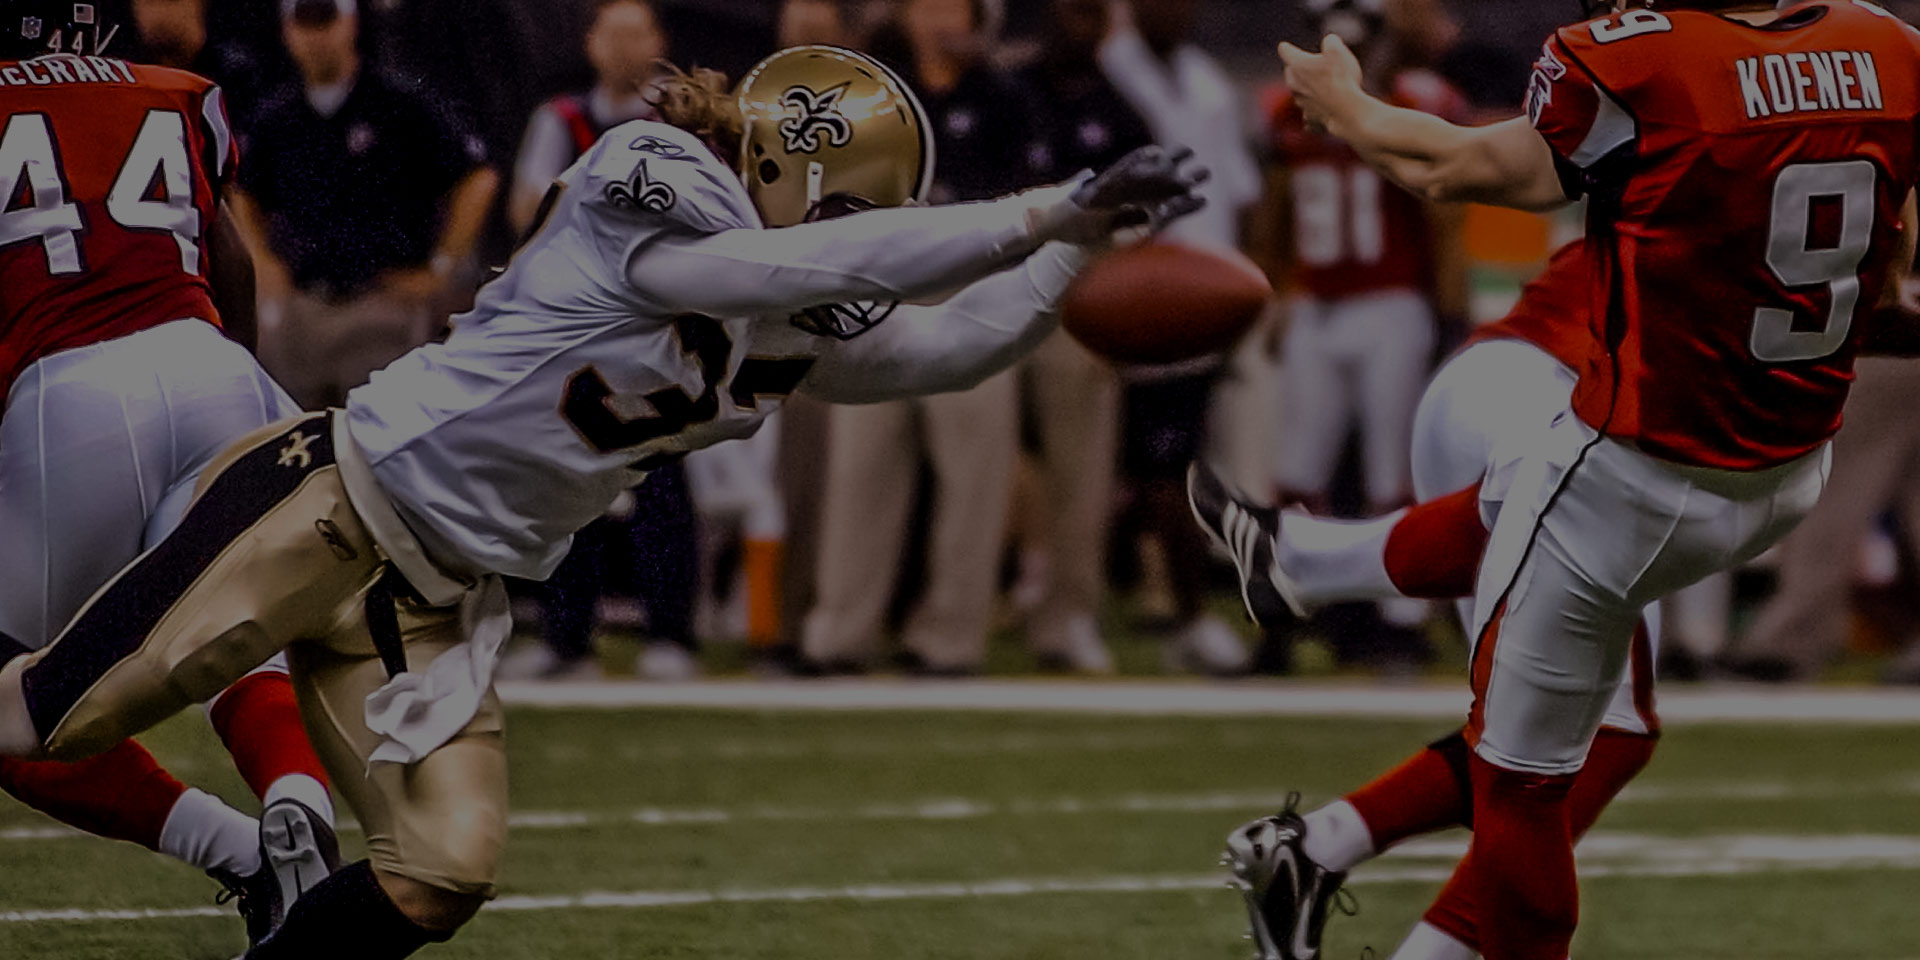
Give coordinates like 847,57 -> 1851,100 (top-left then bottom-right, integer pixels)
206,199 -> 258,352
1277,36 -> 1567,211
226,186 -> 294,302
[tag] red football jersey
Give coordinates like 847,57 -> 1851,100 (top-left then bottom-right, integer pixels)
1529,2 -> 1920,470
0,56 -> 236,402
1467,240 -> 1594,372
1267,70 -> 1471,302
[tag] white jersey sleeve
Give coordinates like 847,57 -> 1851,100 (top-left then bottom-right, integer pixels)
800,243 -> 1092,404
627,187 -> 1075,317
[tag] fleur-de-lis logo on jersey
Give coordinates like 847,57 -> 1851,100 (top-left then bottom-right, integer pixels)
605,159 -> 677,214
778,84 -> 854,154
278,431 -> 317,470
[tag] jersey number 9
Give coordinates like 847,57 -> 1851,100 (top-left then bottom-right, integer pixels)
1749,160 -> 1878,364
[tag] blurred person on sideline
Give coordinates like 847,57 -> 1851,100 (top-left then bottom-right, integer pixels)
130,0 -> 278,124
1256,0 -> 1468,671
780,0 -> 860,48
1005,0 -> 1155,674
770,0 -> 861,666
1722,282 -> 1920,684
800,0 -> 1037,675
508,0 -> 668,235
232,0 -> 498,411
1099,0 -> 1261,675
498,0 -> 703,683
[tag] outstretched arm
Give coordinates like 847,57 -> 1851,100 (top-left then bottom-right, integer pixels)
1277,36 -> 1569,212
627,187 -> 1075,316
798,243 -> 1091,404
626,144 -> 1208,317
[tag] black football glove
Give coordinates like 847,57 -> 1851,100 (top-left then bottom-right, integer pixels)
1034,146 -> 1211,245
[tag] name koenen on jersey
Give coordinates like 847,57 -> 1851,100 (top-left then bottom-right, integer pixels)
344,121 -> 1090,582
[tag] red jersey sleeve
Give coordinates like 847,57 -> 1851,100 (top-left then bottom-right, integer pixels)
1526,34 -> 1638,199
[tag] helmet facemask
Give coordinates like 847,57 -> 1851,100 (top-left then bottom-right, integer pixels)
789,192 -> 901,340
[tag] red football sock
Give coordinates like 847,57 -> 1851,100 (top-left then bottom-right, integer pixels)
208,670 -> 329,802
0,740 -> 187,851
1346,732 -> 1473,850
1466,753 -> 1578,960
1424,729 -> 1659,951
1383,484 -> 1489,599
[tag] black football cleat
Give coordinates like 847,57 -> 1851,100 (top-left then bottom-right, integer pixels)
212,798 -> 343,947
1186,462 -> 1305,627
1222,797 -> 1354,960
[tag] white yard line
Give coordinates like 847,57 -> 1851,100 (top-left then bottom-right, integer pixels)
11,836 -> 1920,925
8,777 -> 1920,843
495,679 -> 1920,724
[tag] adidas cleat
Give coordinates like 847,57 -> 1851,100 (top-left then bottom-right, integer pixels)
1222,798 -> 1354,960
1186,463 -> 1306,626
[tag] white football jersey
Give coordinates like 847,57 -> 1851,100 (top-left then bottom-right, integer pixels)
347,120 -> 1079,580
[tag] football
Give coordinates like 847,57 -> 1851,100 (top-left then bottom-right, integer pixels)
1061,242 -> 1273,364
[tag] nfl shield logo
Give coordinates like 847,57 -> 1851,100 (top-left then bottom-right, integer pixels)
21,16 -> 42,40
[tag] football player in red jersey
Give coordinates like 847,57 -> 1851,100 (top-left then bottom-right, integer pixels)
1196,2 -> 1920,958
1259,0 -> 1470,517
1195,243 -> 1662,960
0,1 -> 340,940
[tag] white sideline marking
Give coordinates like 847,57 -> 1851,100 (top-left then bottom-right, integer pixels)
9,777 -> 1920,843
495,679 -> 1920,725
11,834 -> 1920,925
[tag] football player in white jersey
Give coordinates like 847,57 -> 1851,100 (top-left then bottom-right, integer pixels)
0,46 -> 1208,959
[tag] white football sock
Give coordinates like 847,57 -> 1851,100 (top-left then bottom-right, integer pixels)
263,773 -> 335,827
1277,509 -> 1407,607
1299,799 -> 1376,874
159,788 -> 260,875
1389,921 -> 1477,960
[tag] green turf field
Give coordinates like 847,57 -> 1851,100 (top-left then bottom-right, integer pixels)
3,700 -> 1918,959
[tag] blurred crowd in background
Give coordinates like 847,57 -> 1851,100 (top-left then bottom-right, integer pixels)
114,0 -> 1920,684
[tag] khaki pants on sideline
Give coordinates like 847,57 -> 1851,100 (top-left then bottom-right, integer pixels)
802,373 -> 1018,670
1021,332 -> 1119,639
1737,359 -> 1920,672
261,290 -> 437,410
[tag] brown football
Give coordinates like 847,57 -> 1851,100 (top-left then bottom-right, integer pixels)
1061,243 -> 1273,365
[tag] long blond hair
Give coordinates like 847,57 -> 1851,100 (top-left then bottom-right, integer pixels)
650,63 -> 743,166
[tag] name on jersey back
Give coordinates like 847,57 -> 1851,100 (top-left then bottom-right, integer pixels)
1738,50 -> 1883,119
0,56 -> 137,88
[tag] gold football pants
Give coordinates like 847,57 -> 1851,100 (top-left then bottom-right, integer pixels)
12,413 -> 506,896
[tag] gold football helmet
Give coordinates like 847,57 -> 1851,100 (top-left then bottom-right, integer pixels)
735,45 -> 935,230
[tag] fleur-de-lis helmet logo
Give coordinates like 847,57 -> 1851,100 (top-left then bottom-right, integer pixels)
605,159 -> 677,213
778,83 -> 855,154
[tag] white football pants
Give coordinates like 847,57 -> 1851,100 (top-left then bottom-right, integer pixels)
1414,338 -> 1663,737
1277,289 -> 1436,506
0,319 -> 302,648
1469,409 -> 1827,775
